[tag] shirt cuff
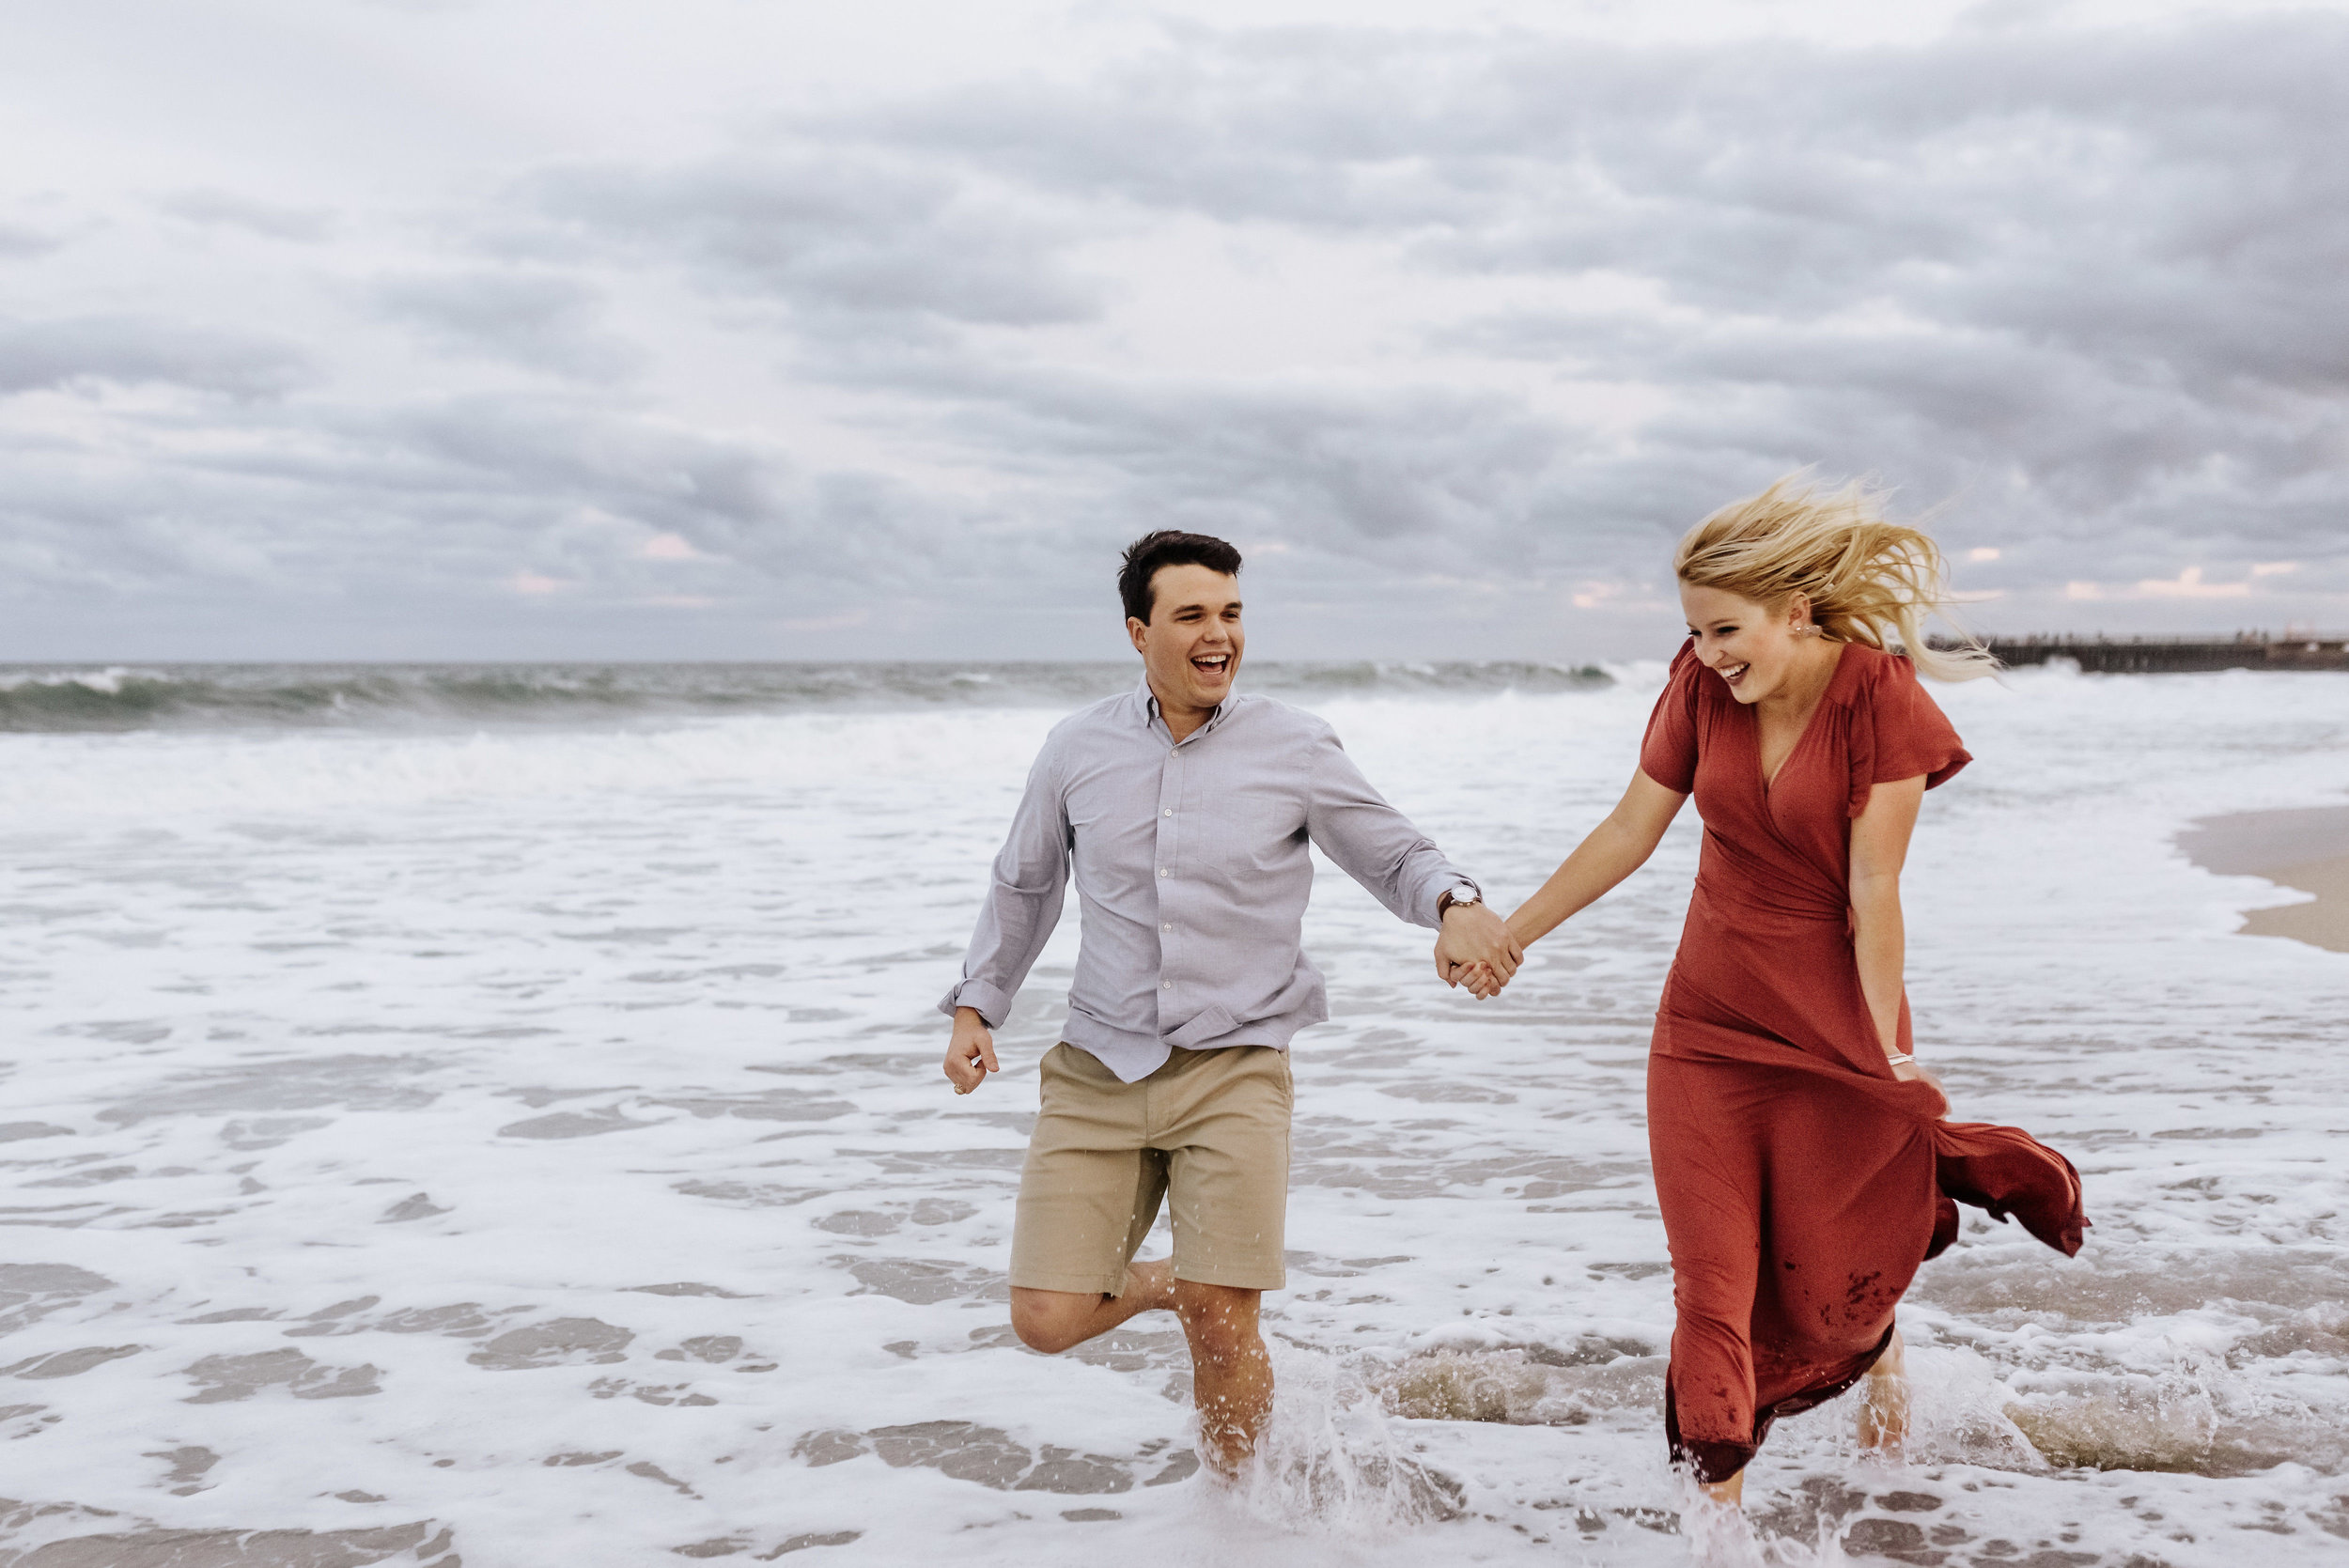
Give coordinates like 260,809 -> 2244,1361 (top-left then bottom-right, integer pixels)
939,978 -> 1013,1028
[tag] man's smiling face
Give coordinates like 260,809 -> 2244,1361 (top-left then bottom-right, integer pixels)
1128,562 -> 1243,716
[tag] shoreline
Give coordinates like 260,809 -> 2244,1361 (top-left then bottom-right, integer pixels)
2177,804 -> 2349,954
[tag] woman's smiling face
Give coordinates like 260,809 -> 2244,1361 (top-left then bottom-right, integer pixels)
1679,582 -> 1813,705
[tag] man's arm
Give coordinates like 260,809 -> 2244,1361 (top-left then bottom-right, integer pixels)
1301,725 -> 1522,994
940,747 -> 1071,1094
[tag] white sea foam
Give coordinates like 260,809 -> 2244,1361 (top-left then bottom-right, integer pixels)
0,665 -> 2342,1565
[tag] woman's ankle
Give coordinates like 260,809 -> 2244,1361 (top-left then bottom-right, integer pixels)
1859,1328 -> 1912,1452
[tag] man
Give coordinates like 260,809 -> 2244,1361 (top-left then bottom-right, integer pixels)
940,530 -> 1520,1474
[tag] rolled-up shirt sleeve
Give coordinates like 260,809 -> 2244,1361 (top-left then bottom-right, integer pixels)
1301,722 -> 1477,929
939,744 -> 1070,1027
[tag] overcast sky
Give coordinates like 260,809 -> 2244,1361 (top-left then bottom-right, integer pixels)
4,0 -> 2345,661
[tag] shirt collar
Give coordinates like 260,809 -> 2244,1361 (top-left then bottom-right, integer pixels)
1136,675 -> 1230,744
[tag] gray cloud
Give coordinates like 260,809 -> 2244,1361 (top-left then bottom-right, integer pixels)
5,8 -> 2347,657
0,377 -> 1012,621
0,219 -> 63,258
523,154 -> 1103,332
879,360 -> 1579,555
157,189 -> 337,242
372,270 -> 646,379
0,316 -> 311,398
783,14 -> 2349,601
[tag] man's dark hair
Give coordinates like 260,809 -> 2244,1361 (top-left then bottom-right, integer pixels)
1118,530 -> 1243,624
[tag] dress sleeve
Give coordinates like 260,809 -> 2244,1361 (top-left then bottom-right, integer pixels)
1845,653 -> 1972,817
1638,639 -> 1703,795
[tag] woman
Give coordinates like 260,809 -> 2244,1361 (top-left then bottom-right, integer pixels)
1494,476 -> 2085,1514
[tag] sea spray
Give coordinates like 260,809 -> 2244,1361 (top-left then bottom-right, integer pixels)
1221,1343 -> 1468,1535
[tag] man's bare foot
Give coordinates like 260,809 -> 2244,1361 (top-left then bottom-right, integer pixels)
1858,1327 -> 1910,1455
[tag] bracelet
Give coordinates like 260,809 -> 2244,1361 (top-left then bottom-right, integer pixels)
1884,1053 -> 1913,1066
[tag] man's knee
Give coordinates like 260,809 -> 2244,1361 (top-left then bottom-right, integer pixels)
1009,1288 -> 1095,1354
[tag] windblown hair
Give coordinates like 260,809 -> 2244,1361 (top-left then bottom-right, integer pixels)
1673,473 -> 1997,682
1118,530 -> 1242,624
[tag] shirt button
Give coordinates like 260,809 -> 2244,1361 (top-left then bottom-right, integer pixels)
1162,807 -> 1173,816
1158,867 -> 1169,877
1161,980 -> 1172,989
1161,922 -> 1172,931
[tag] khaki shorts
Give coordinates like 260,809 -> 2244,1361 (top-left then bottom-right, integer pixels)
1010,1043 -> 1292,1296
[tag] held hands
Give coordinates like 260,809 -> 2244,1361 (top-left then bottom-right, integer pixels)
942,1006 -> 999,1094
1434,902 -> 1524,1001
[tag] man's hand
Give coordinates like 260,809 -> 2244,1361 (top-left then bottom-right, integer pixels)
1434,902 -> 1522,1000
943,1006 -> 1000,1094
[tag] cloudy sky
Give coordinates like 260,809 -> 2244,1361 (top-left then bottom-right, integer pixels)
4,0 -> 2345,661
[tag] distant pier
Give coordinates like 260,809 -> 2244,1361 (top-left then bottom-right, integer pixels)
1975,633 -> 2349,673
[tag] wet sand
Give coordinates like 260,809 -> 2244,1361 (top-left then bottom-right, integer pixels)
2177,802 -> 2349,953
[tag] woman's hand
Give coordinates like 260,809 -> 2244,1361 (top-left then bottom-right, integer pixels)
1435,903 -> 1522,998
1451,959 -> 1503,999
1886,1056 -> 1946,1113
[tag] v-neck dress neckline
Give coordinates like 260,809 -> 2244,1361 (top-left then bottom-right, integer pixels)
1757,641 -> 1850,800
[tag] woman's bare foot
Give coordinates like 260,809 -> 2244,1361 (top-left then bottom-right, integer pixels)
1858,1327 -> 1910,1455
1683,1472 -> 1758,1567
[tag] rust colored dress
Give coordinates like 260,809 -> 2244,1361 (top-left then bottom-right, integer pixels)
1639,639 -> 2085,1483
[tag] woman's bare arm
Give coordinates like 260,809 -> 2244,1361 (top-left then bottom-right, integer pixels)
1503,769 -> 1689,951
1849,774 -> 1925,1081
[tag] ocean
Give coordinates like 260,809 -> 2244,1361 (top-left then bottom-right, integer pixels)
0,660 -> 2343,1566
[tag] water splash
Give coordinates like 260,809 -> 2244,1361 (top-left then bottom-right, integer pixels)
1220,1344 -> 1468,1536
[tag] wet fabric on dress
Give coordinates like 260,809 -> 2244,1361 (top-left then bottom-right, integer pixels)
1638,639 -> 2086,1483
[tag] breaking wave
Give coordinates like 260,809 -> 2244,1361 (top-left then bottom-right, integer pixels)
0,660 -> 1613,734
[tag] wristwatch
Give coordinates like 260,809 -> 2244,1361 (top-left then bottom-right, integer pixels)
1438,887 -> 1481,917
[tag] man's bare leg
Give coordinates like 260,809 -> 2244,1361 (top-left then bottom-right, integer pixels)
1858,1327 -> 1910,1454
1008,1265 -> 1272,1477
1172,1281 -> 1270,1477
1009,1258 -> 1178,1354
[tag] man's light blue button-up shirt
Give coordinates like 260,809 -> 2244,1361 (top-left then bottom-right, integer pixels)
941,679 -> 1478,1082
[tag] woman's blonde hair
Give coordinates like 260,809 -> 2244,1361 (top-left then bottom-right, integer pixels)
1673,472 -> 1997,682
